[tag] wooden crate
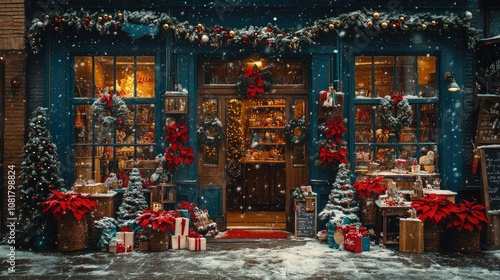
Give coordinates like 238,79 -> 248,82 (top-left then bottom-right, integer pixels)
399,218 -> 424,253
90,192 -> 116,220
486,213 -> 500,250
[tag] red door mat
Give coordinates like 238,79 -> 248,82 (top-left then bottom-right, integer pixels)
215,229 -> 289,239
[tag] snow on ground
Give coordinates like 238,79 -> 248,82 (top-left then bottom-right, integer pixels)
2,240 -> 500,279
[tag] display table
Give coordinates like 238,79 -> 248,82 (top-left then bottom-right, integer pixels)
367,172 -> 440,190
423,189 -> 457,203
375,200 -> 411,246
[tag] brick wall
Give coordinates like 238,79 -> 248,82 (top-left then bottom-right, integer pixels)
1,0 -> 26,234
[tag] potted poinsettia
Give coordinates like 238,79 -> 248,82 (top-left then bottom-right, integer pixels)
410,193 -> 457,252
446,200 -> 488,252
41,190 -> 97,251
135,209 -> 178,251
353,176 -> 387,226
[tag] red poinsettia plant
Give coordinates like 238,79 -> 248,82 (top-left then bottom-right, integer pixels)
135,209 -> 179,233
165,142 -> 195,170
318,141 -> 348,168
165,118 -> 189,144
321,116 -> 348,144
446,200 -> 489,232
410,194 -> 457,225
353,176 -> 388,199
236,65 -> 274,100
41,190 -> 97,222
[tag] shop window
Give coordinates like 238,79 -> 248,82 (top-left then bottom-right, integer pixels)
354,55 -> 438,172
73,55 -> 156,186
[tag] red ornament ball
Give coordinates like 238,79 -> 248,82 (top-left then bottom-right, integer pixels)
281,31 -> 286,35
128,209 -> 133,213
223,33 -> 229,39
215,27 -> 221,33
243,35 -> 249,41
267,27 -> 272,32
84,18 -> 90,25
342,185 -> 347,190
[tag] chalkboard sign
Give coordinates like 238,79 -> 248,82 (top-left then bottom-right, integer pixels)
475,97 -> 500,146
480,147 -> 500,211
295,198 -> 317,238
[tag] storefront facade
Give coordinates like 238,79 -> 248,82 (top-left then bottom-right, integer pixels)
9,0 -> 488,231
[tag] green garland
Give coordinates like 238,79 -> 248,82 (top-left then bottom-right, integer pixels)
378,95 -> 413,131
28,9 -> 481,53
92,94 -> 129,132
284,117 -> 309,146
197,118 -> 225,148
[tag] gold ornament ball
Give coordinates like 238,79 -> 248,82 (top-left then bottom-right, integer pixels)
45,14 -> 50,19
197,23 -> 203,29
163,24 -> 170,30
98,16 -> 103,22
328,23 -> 335,30
373,12 -> 380,19
117,13 -> 123,18
403,24 -> 408,29
381,22 -> 388,29
367,21 -> 373,27
421,24 -> 427,30
399,16 -> 405,22
54,26 -> 59,32
431,20 -> 437,26
229,30 -> 235,37
392,24 -> 397,28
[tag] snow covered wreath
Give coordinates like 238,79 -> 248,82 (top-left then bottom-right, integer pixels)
378,93 -> 412,131
197,118 -> 225,148
92,92 -> 129,132
284,116 -> 308,146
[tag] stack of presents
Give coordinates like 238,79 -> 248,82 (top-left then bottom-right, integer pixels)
319,216 -> 371,253
105,206 -> 217,253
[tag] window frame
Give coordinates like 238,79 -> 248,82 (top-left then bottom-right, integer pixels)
350,53 -> 441,172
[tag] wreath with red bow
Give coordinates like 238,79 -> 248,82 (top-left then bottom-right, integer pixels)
92,93 -> 129,131
236,65 -> 274,100
378,93 -> 412,131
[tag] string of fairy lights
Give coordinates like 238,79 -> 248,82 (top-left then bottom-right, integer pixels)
226,99 -> 244,186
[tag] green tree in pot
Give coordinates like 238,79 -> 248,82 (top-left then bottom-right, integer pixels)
446,200 -> 488,253
411,194 -> 457,252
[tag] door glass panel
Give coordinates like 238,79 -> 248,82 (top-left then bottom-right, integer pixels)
396,56 -> 416,96
418,56 -> 437,97
374,56 -> 394,98
136,56 -> 155,98
74,56 -> 92,97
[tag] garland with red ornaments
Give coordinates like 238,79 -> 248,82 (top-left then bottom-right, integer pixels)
92,92 -> 129,132
236,65 -> 274,100
28,9 -> 480,53
378,93 -> 413,131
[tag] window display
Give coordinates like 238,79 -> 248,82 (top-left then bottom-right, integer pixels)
73,55 -> 156,186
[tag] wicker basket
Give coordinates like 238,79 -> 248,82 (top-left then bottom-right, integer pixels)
149,230 -> 170,251
57,214 -> 88,251
360,196 -> 377,226
424,222 -> 442,252
451,229 -> 480,253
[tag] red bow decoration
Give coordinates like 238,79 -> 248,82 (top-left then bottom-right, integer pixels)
177,202 -> 197,221
391,93 -> 403,106
120,226 -> 133,232
188,228 -> 201,238
101,94 -> 114,107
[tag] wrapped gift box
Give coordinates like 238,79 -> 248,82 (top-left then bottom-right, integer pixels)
175,217 -> 190,236
362,236 -> 370,252
116,231 -> 134,252
187,237 -> 206,251
109,240 -> 117,253
399,218 -> 424,253
116,241 -> 132,253
344,232 -> 363,253
171,235 -> 187,250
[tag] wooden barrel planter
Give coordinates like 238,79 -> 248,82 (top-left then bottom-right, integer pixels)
57,215 -> 88,251
451,229 -> 481,253
424,222 -> 442,252
360,196 -> 377,226
149,230 -> 170,251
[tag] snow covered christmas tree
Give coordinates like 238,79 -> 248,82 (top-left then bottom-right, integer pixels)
16,107 -> 65,249
319,163 -> 361,225
117,168 -> 149,227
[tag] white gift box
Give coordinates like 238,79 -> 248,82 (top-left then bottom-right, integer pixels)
175,217 -> 190,236
171,235 -> 187,250
115,231 -> 134,251
188,237 -> 206,251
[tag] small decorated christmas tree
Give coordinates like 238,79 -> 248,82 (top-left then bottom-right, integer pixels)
319,163 -> 361,225
117,168 -> 149,227
16,107 -> 65,249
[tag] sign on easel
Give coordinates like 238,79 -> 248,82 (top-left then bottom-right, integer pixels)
295,197 -> 317,238
479,145 -> 500,250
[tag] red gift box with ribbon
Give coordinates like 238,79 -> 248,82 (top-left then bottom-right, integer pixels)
116,242 -> 132,253
344,231 -> 363,253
